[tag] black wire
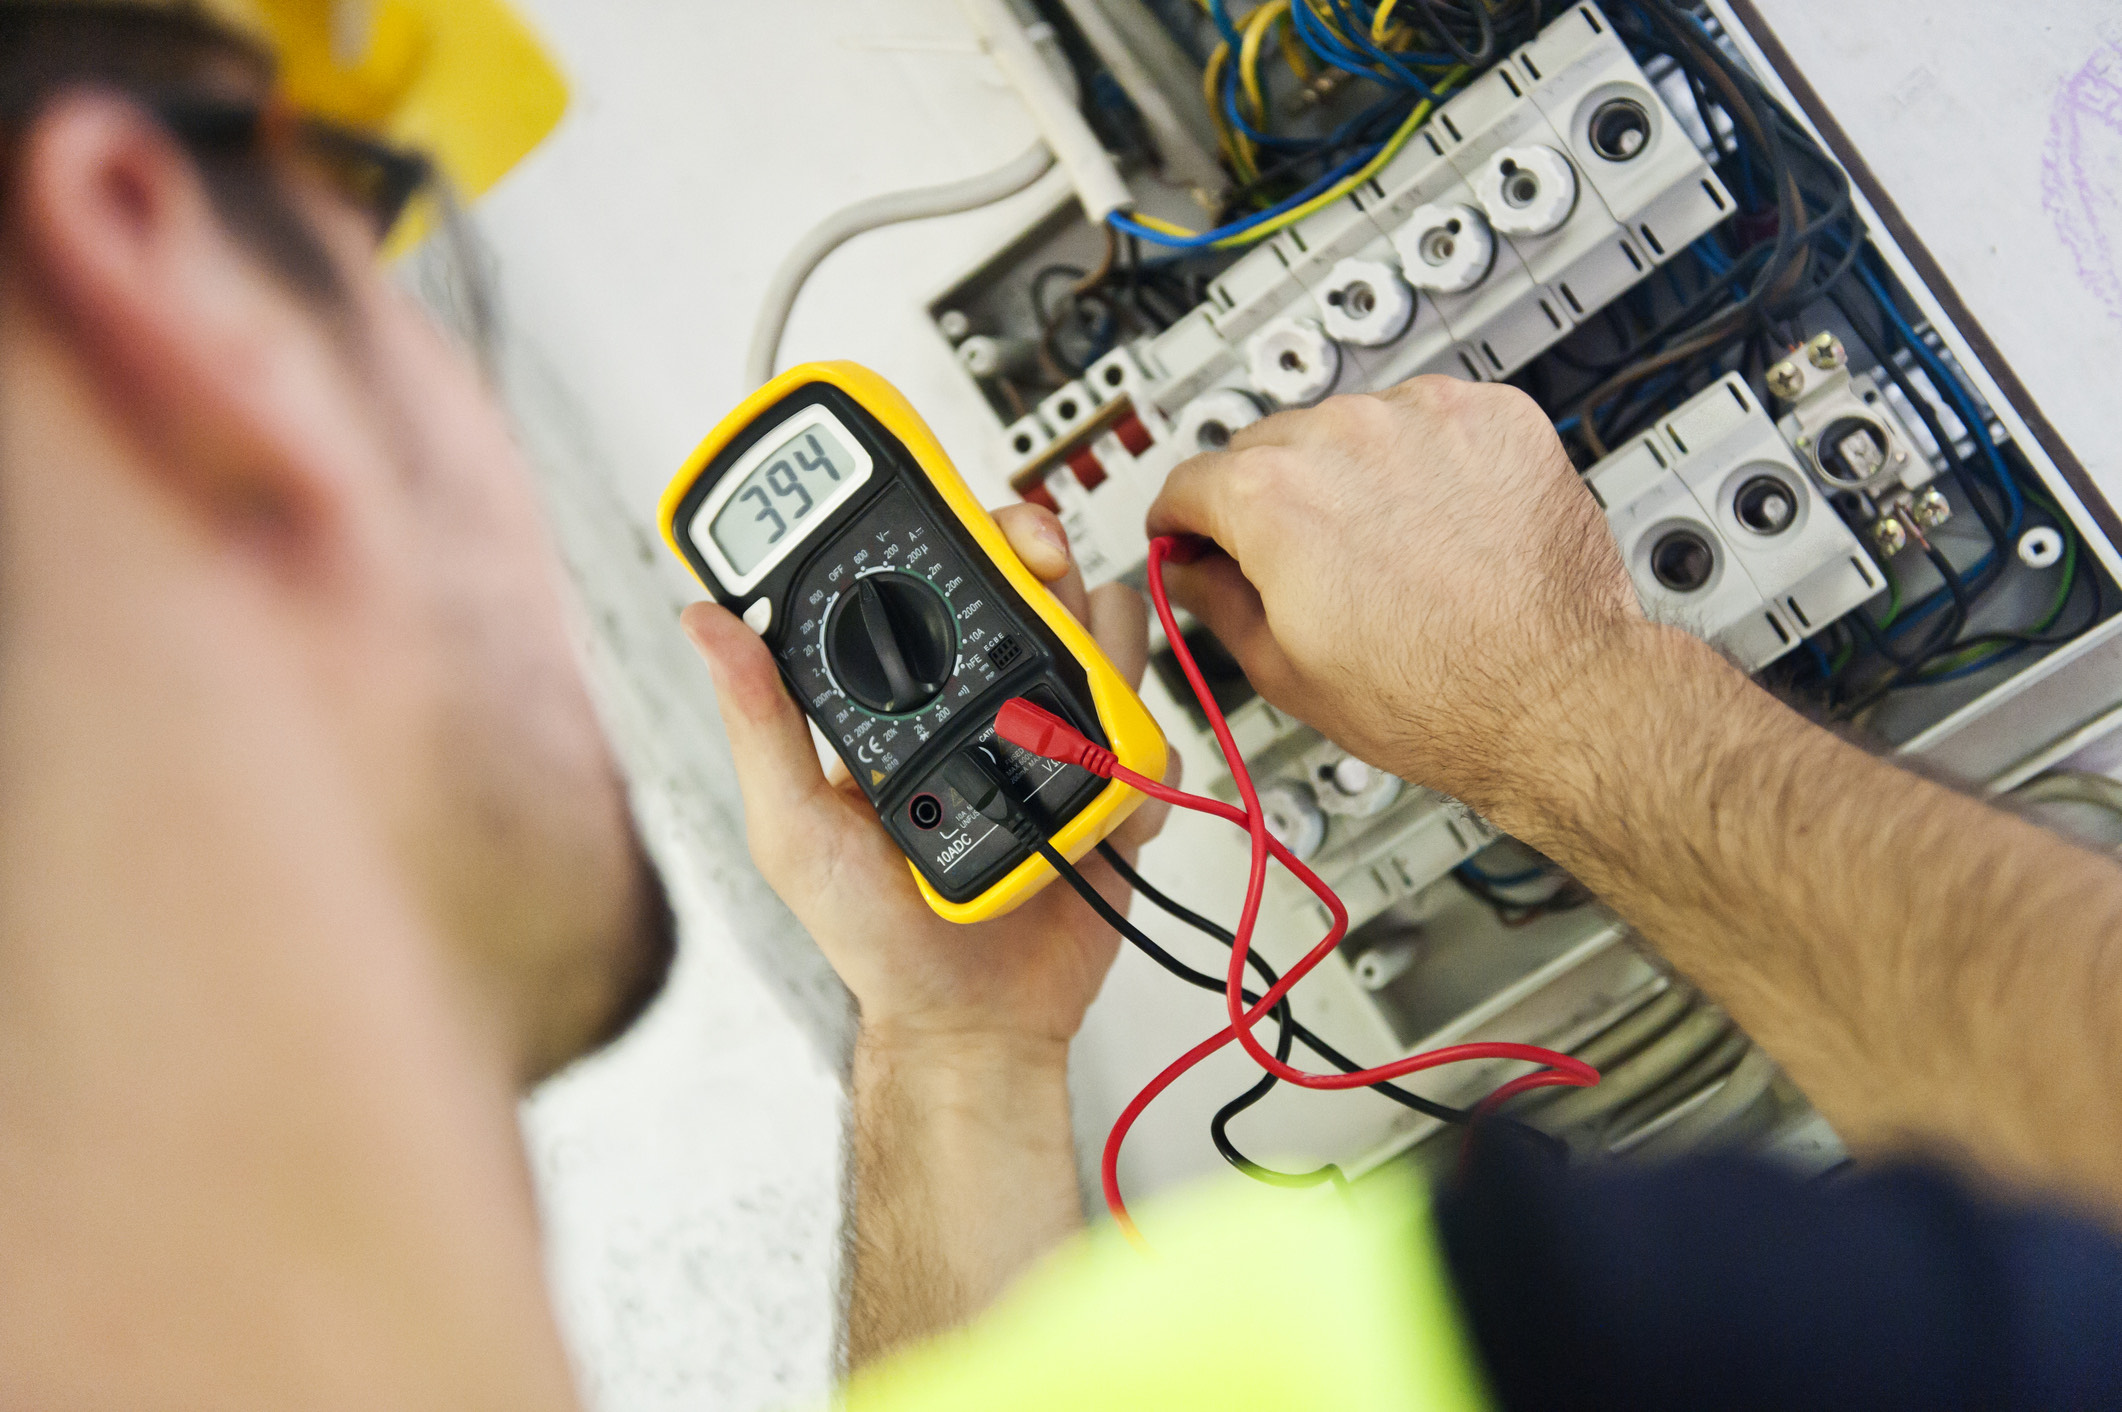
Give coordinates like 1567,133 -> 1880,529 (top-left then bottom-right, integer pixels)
1411,0 -> 1494,67
1028,838 -> 1353,1187
1818,266 -> 2111,701
975,748 -> 1574,1180
1552,0 -> 1865,449
1832,543 -> 1972,716
1091,842 -> 1471,1126
1826,284 -> 2010,554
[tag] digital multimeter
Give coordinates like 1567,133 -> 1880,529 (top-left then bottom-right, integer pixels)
659,362 -> 1167,923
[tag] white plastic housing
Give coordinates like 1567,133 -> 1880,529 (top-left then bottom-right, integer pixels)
1003,412 -> 1055,465
1173,386 -> 1265,455
1589,374 -> 1882,670
1476,144 -> 1580,236
1259,779 -> 1327,860
1247,318 -> 1342,408
1316,258 -> 1418,347
1391,201 -> 1498,294
1037,379 -> 1098,436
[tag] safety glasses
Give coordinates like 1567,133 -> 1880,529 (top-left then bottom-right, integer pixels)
154,94 -> 497,368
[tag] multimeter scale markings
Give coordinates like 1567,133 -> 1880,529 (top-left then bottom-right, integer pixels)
786,485 -> 1020,790
777,480 -> 1099,896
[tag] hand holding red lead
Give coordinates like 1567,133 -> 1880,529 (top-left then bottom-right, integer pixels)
1000,536 -> 1598,1243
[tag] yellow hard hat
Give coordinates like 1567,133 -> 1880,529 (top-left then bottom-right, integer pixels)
198,0 -> 567,203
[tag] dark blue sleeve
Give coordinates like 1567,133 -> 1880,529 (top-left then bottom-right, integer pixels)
1434,1128 -> 2122,1412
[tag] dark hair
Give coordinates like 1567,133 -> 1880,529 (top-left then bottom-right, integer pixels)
0,1 -> 342,300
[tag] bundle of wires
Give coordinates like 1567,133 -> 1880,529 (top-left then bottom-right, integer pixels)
1513,2 -> 2107,709
994,536 -> 1599,1243
1787,250 -> 2107,716
1112,0 -> 1549,253
1529,0 -> 1863,458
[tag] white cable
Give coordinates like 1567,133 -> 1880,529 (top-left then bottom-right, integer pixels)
952,0 -> 1133,223
1049,0 -> 1224,196
746,142 -> 1054,388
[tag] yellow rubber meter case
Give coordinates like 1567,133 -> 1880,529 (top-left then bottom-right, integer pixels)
660,363 -> 1166,923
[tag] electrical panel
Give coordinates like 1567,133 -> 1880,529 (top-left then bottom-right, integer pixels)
908,0 -> 2122,1188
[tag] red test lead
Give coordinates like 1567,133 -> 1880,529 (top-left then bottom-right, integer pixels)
995,697 -> 1115,777
998,535 -> 1598,1243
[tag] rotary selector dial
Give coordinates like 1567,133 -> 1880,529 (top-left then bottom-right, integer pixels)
825,569 -> 957,715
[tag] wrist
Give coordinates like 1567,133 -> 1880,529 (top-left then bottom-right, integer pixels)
853,1022 -> 1076,1160
857,1018 -> 1072,1076
1458,621 -> 1759,847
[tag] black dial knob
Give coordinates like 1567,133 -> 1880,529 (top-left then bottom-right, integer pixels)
826,571 -> 957,715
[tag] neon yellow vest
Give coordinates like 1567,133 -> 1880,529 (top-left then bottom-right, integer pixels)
841,1171 -> 1493,1412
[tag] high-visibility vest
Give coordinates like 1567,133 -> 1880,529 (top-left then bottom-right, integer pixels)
841,1170 -> 1492,1412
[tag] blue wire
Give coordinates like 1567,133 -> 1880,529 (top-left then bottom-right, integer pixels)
1732,138 -> 1758,210
1109,142 -> 1376,249
1220,58 -> 1323,150
1877,533 -> 2011,641
1456,860 -> 1549,888
1853,254 -> 2022,538
1325,0 -> 1450,81
1802,638 -> 1832,678
1205,0 -> 1243,49
1289,0 -> 1436,95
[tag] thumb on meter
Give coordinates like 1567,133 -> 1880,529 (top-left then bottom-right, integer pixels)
681,600 -> 851,894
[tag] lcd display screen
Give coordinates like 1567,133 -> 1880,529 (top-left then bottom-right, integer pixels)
708,415 -> 866,577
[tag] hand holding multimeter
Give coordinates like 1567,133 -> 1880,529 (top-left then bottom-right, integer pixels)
669,366 -> 1596,1233
662,362 -> 1167,923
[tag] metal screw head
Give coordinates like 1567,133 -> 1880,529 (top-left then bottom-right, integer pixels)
1911,486 -> 1952,528
1872,515 -> 1909,555
1807,331 -> 1844,369
1767,361 -> 1804,399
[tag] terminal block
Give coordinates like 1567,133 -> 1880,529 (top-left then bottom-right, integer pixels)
1219,697 -> 1496,936
1767,332 -> 1943,560
1007,2 -> 1733,595
1588,373 -> 1884,671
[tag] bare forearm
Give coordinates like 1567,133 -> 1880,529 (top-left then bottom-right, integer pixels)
845,1026 -> 1082,1372
1483,624 -> 2122,1212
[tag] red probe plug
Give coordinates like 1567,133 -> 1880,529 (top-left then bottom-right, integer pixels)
995,697 -> 1117,777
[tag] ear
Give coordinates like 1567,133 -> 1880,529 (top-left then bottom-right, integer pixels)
8,91 -> 380,561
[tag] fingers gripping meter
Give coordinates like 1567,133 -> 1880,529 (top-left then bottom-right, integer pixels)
660,363 -> 1166,923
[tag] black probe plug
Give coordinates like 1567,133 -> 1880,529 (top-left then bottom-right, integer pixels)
938,743 -> 1048,851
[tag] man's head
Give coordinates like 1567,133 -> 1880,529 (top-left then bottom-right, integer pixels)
0,2 -> 672,1081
